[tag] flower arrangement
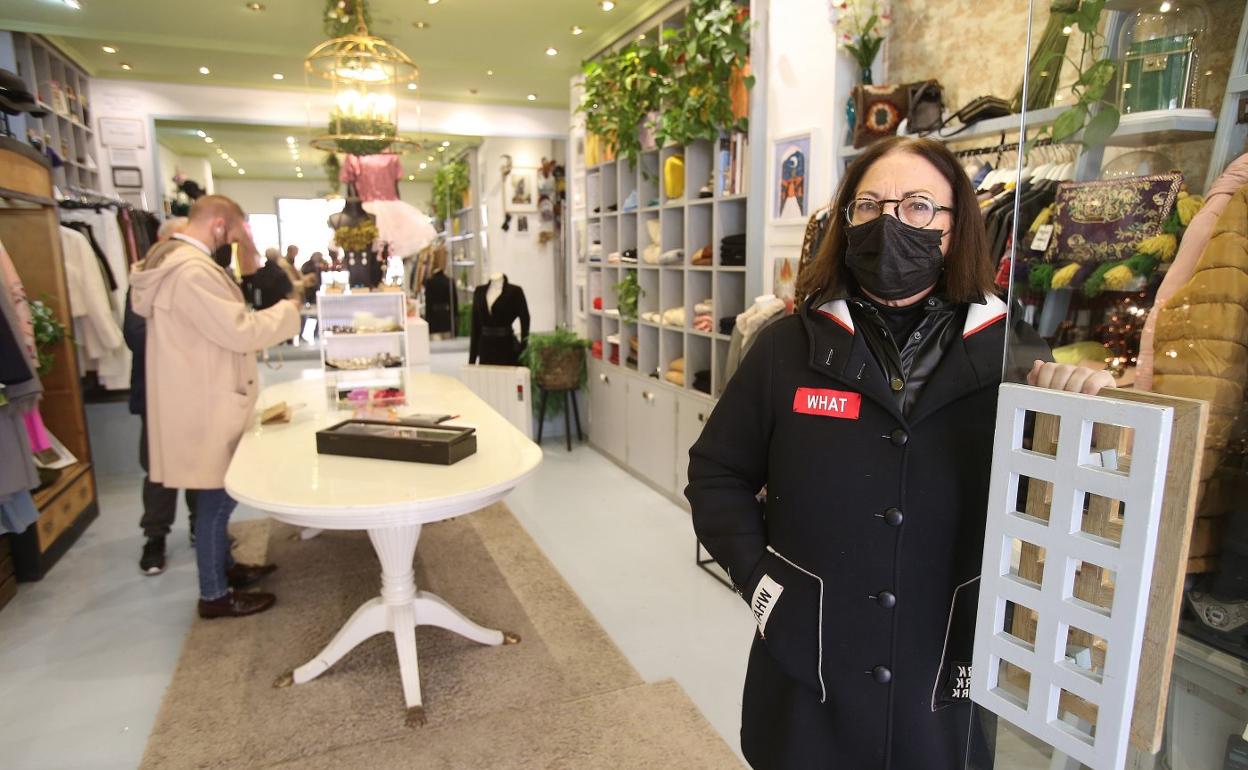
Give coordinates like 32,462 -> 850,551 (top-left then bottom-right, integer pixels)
831,0 -> 892,74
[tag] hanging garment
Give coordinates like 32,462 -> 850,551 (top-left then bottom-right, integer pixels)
469,276 -> 530,365
721,296 -> 786,391
341,154 -> 437,256
423,270 -> 458,335
61,226 -> 124,360
0,271 -> 42,498
60,208 -> 133,389
0,490 -> 39,536
0,238 -> 33,358
62,221 -> 118,294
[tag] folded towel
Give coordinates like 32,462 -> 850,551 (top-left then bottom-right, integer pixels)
659,248 -> 684,265
606,334 -> 621,346
663,369 -> 685,387
640,311 -> 662,324
607,251 -> 622,264
661,307 -> 686,326
693,316 -> 713,333
669,357 -> 685,373
604,308 -> 620,318
694,301 -> 713,315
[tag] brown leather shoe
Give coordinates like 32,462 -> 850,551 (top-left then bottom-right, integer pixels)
226,562 -> 278,590
197,590 -> 276,619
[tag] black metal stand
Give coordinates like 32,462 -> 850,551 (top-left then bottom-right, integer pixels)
535,388 -> 584,451
696,540 -> 736,592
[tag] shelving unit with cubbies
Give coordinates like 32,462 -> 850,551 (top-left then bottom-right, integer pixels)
9,34 -> 103,194
569,0 -> 765,504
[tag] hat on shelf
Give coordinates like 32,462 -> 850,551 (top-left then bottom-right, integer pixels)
0,68 -> 47,117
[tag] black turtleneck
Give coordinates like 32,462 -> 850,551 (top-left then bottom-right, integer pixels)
858,295 -> 926,345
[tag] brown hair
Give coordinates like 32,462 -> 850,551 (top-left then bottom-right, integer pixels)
795,136 -> 995,304
188,194 -> 246,224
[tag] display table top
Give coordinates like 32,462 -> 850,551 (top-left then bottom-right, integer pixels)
225,368 -> 542,528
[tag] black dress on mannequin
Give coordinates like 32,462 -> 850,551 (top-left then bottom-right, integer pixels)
469,276 -> 529,365
423,269 -> 457,335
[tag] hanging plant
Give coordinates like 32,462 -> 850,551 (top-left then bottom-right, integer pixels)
1030,0 -> 1119,149
656,0 -> 755,147
433,160 -> 470,222
29,298 -> 67,377
328,113 -> 396,156
324,0 -> 371,37
323,153 -> 342,193
579,41 -> 667,167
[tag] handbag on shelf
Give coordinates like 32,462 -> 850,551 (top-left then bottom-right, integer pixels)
907,80 -> 945,134
1045,173 -> 1183,267
935,95 -> 1013,138
852,84 -> 909,149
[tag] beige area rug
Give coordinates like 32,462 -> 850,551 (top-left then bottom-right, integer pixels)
141,504 -> 742,769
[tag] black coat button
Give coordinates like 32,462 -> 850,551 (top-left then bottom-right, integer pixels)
876,591 -> 897,609
884,507 -> 904,526
890,428 -> 908,446
890,377 -> 904,392
872,665 -> 892,684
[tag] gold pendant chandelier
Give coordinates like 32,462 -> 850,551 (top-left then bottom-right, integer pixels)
305,4 -> 418,155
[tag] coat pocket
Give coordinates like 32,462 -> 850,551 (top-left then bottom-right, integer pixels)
930,576 -> 980,712
746,546 -> 826,702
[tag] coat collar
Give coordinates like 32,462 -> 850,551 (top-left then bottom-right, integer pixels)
800,293 -> 1009,426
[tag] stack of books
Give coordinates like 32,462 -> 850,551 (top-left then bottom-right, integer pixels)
718,133 -> 750,197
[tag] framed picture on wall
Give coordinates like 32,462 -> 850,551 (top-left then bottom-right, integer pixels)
771,131 -> 813,224
773,256 -> 800,314
505,168 -> 539,213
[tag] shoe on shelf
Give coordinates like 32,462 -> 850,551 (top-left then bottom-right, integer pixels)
197,590 -> 276,619
140,536 -> 166,576
227,562 -> 278,590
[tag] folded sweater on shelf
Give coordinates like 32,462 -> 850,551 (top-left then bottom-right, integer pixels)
607,251 -> 622,264
693,314 -> 713,333
663,369 -> 685,387
603,308 -> 620,318
661,306 -> 685,326
692,245 -> 713,266
606,333 -> 621,346
668,357 -> 685,373
692,369 -> 711,394
693,300 -> 713,315
640,310 -> 662,324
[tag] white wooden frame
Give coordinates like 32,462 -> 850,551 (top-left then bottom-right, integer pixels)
970,384 -> 1174,770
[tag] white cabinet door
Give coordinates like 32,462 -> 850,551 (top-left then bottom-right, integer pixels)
676,394 -> 712,501
588,360 -> 627,462
626,379 -> 677,495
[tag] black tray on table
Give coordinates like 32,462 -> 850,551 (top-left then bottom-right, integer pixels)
315,419 -> 477,465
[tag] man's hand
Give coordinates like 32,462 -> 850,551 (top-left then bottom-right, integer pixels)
1026,360 -> 1117,395
231,220 -> 261,276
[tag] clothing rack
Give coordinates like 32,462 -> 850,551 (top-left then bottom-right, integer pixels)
953,134 -> 1055,160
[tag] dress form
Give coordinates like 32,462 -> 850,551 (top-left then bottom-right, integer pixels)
487,273 -> 505,310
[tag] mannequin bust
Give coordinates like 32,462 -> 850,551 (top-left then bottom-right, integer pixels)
487,272 -> 505,310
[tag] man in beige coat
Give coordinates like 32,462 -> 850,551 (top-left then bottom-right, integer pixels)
130,195 -> 300,618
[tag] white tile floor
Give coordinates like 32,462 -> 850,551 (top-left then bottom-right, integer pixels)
0,354 -> 1053,769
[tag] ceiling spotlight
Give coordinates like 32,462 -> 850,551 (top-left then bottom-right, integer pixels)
571,25 -> 584,36
527,93 -> 537,101
245,2 -> 265,10
62,0 -> 81,9
419,162 -> 427,170
294,166 -> 302,172
486,69 -> 494,76
120,63 -> 132,71
545,47 -> 558,56
1159,0 -> 1172,10
407,82 -> 417,90
204,137 -> 214,144
427,155 -> 434,161
286,136 -> 295,143
441,140 -> 450,147
296,172 -> 304,178
437,146 -> 446,152
412,21 -> 430,29
238,169 -> 246,175
196,129 -> 207,137
198,66 -> 210,75
102,45 -> 117,54
408,174 -> 415,181
272,73 -> 284,80
428,0 -> 440,4
600,0 -> 615,10
638,33 -> 646,40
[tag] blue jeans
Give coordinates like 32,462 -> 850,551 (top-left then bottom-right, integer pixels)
193,488 -> 237,601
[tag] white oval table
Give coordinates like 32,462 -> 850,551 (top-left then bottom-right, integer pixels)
225,369 -> 543,726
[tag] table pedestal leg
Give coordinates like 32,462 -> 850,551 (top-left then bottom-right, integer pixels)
277,523 -> 517,727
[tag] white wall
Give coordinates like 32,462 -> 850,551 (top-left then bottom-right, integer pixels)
212,178 -> 432,214
761,0 -> 850,295
88,77 -> 568,217
156,141 -> 214,200
478,136 -> 561,332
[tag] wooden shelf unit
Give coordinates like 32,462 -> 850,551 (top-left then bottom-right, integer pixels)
0,139 -> 98,582
9,33 -> 102,194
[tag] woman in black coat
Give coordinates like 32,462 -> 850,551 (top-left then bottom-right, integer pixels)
685,136 -> 1113,770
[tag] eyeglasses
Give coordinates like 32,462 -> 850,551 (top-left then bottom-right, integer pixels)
845,194 -> 954,229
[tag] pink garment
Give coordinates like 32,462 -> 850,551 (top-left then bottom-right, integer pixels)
1137,152 -> 1248,390
340,154 -> 402,202
24,409 -> 52,453
0,238 -> 34,358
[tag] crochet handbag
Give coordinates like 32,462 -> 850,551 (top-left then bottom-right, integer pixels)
852,84 -> 909,148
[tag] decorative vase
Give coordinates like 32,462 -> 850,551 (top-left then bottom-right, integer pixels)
845,65 -> 874,136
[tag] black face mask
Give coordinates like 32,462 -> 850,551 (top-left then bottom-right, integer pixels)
211,243 -> 234,269
844,215 -> 945,301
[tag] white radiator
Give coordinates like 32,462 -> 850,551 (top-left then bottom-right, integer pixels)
459,365 -> 533,438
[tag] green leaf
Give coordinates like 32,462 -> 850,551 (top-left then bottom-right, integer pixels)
1080,105 -> 1119,147
1051,104 -> 1088,143
1076,0 -> 1106,34
743,74 -> 756,90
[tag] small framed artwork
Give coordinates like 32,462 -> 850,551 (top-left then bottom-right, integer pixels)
771,131 -> 813,224
112,166 -> 143,188
773,256 -> 800,315
505,168 -> 539,213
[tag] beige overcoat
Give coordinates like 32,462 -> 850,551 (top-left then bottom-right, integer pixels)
130,238 -> 298,489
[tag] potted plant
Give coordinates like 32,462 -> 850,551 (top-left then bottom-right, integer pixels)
832,0 -> 891,86
580,41 -> 667,167
616,270 -> 642,323
30,298 -> 68,376
433,160 -> 470,223
519,327 -> 590,415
